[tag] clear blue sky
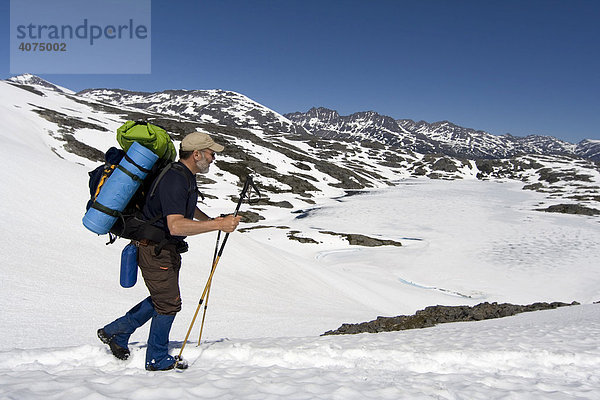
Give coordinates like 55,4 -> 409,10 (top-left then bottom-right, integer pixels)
2,0 -> 599,143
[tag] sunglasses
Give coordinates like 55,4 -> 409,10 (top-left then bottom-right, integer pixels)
198,149 -> 216,159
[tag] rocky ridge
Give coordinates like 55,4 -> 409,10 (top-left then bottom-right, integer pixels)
323,301 -> 579,335
288,107 -> 596,161
7,73 -> 72,94
78,88 -> 307,136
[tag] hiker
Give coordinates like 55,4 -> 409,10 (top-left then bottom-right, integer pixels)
97,131 -> 241,371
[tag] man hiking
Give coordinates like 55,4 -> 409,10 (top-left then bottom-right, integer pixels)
98,131 -> 241,371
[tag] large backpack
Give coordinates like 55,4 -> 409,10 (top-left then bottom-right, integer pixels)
85,121 -> 196,245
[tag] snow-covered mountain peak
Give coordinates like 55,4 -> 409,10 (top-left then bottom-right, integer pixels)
285,107 -> 423,149
7,73 -> 74,94
78,87 -> 305,135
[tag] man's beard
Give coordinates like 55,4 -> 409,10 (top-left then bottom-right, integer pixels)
196,155 -> 210,174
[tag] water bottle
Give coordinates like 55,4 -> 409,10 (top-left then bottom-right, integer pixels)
120,242 -> 138,288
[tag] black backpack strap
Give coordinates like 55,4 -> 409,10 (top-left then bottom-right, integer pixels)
116,165 -> 144,183
91,201 -> 120,217
123,153 -> 152,174
170,163 -> 205,201
132,120 -> 167,131
149,162 -> 204,201
149,162 -> 175,198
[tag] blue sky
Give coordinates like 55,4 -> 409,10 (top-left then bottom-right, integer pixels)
2,0 -> 599,143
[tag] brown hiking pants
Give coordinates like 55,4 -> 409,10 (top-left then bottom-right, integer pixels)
138,243 -> 182,316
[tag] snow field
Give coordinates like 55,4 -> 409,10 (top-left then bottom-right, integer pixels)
1,305 -> 599,399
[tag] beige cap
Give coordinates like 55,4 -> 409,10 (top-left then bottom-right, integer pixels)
181,131 -> 224,152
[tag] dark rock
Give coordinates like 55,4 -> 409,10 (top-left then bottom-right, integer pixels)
293,162 -> 312,171
287,230 -> 319,244
537,168 -> 593,184
538,204 -> 600,216
319,231 -> 402,247
475,159 -> 499,175
322,301 -> 579,335
413,166 -> 427,176
429,156 -> 458,172
7,82 -> 46,97
62,134 -> 105,162
523,183 -> 545,191
269,200 -> 294,209
32,106 -> 109,133
238,210 -> 264,223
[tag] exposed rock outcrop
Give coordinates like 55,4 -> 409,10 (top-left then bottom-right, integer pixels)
323,301 -> 579,335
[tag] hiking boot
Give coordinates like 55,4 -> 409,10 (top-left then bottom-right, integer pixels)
145,355 -> 188,371
174,355 -> 189,370
97,328 -> 112,344
108,341 -> 131,360
97,328 -> 131,360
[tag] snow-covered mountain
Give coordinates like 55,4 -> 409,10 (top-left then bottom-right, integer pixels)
15,69 -> 590,163
69,78 -> 600,162
2,74 -> 600,399
0,74 -> 409,216
576,139 -> 600,160
78,87 -> 307,135
398,119 -> 577,158
285,107 -> 439,154
3,73 -> 600,219
288,107 -> 596,160
6,73 -> 74,94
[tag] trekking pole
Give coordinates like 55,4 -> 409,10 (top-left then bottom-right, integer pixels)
178,176 -> 260,359
196,230 -> 222,345
195,176 -> 260,345
197,276 -> 213,344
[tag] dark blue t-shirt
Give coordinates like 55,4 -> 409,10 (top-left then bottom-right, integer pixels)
143,162 -> 198,241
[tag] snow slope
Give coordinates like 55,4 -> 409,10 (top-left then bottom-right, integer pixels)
1,79 -> 600,398
1,305 -> 599,399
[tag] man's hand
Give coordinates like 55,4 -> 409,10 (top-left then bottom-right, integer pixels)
215,215 -> 241,233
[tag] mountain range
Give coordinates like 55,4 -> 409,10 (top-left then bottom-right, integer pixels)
4,73 -> 600,219
9,73 -> 597,161
286,107 -> 599,161
75,82 -> 600,161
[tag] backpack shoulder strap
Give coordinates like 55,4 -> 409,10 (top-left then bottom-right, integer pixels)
148,162 -> 175,199
157,162 -> 204,200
